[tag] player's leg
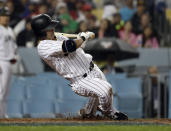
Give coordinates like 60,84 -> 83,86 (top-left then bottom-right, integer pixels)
72,77 -> 128,120
0,61 -> 12,118
72,77 -> 116,116
78,97 -> 99,118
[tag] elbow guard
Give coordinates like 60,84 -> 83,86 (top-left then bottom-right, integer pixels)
62,39 -> 77,53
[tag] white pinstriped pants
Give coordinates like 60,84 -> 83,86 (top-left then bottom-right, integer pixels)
71,65 -> 118,116
0,61 -> 12,118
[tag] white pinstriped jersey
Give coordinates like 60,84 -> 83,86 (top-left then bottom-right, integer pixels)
37,35 -> 93,80
0,25 -> 17,61
37,35 -> 118,115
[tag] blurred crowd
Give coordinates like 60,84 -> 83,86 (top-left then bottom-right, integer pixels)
0,0 -> 169,48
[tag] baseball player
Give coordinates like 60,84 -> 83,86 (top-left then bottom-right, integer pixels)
0,7 -> 17,118
31,14 -> 128,120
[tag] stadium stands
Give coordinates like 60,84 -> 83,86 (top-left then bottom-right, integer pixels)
7,100 -> 23,118
23,100 -> 56,118
18,47 -> 44,74
106,74 -> 143,118
118,48 -> 171,67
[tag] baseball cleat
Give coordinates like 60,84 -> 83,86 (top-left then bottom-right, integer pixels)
113,112 -> 128,120
78,108 -> 96,119
106,112 -> 128,120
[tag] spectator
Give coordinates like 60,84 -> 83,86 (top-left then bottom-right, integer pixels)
88,15 -> 98,38
37,3 -> 48,14
98,19 -> 113,38
57,2 -> 78,33
65,0 -> 77,20
102,1 -> 117,20
46,0 -> 59,17
110,13 -> 124,38
5,0 -> 21,28
131,0 -> 146,34
76,21 -> 88,33
74,0 -> 86,22
101,54 -> 124,74
136,26 -> 159,48
0,0 -> 5,8
119,21 -> 137,47
19,1 -> 37,18
140,13 -> 151,33
17,18 -> 36,47
31,3 -> 48,17
82,3 -> 94,23
119,0 -> 136,22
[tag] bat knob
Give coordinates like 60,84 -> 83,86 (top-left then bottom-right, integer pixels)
86,32 -> 95,40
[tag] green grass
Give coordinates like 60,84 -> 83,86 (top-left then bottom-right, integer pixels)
0,125 -> 171,131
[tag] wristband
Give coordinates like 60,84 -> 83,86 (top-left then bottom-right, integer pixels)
81,36 -> 86,41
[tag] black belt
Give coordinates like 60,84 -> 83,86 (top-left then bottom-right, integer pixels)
83,61 -> 94,78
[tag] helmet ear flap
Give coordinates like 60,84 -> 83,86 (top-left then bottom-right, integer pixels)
34,31 -> 46,38
31,14 -> 58,38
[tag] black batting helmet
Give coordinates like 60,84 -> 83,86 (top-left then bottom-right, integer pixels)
31,14 -> 59,37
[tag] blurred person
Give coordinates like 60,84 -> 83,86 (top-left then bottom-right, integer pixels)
98,19 -> 113,38
119,0 -> 136,22
156,0 -> 167,32
75,0 -> 86,22
37,3 -> 48,14
140,13 -> 160,41
20,1 -> 38,18
65,0 -> 77,20
76,21 -> 88,33
82,3 -> 95,23
57,2 -> 78,33
131,0 -> 146,34
114,0 -> 125,9
28,3 -> 48,17
31,14 -> 128,120
65,0 -> 86,22
135,26 -> 159,48
102,1 -> 117,20
110,13 -> 124,38
5,0 -> 21,28
46,0 -> 59,16
140,13 -> 151,32
17,18 -> 36,47
147,66 -> 168,118
88,15 -> 98,38
0,7 -> 17,118
0,0 -> 5,8
119,21 -> 137,47
101,54 -> 124,74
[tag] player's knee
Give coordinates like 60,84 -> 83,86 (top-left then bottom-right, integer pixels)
62,39 -> 77,53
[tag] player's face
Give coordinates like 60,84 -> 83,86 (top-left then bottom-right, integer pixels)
0,15 -> 9,27
46,29 -> 55,40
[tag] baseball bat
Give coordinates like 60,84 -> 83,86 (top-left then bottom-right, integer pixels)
55,32 -> 78,38
55,32 -> 95,39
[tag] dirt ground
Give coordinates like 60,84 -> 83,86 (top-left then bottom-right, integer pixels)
0,118 -> 171,125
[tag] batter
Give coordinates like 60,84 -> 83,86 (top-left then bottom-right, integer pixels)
31,14 -> 128,120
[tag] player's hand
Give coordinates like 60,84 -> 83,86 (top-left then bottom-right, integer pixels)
86,31 -> 95,40
78,32 -> 90,41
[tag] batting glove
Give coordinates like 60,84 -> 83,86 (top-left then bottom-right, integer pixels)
86,31 -> 95,40
78,32 -> 89,41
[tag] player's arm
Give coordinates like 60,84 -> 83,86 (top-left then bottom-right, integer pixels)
62,32 -> 90,53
